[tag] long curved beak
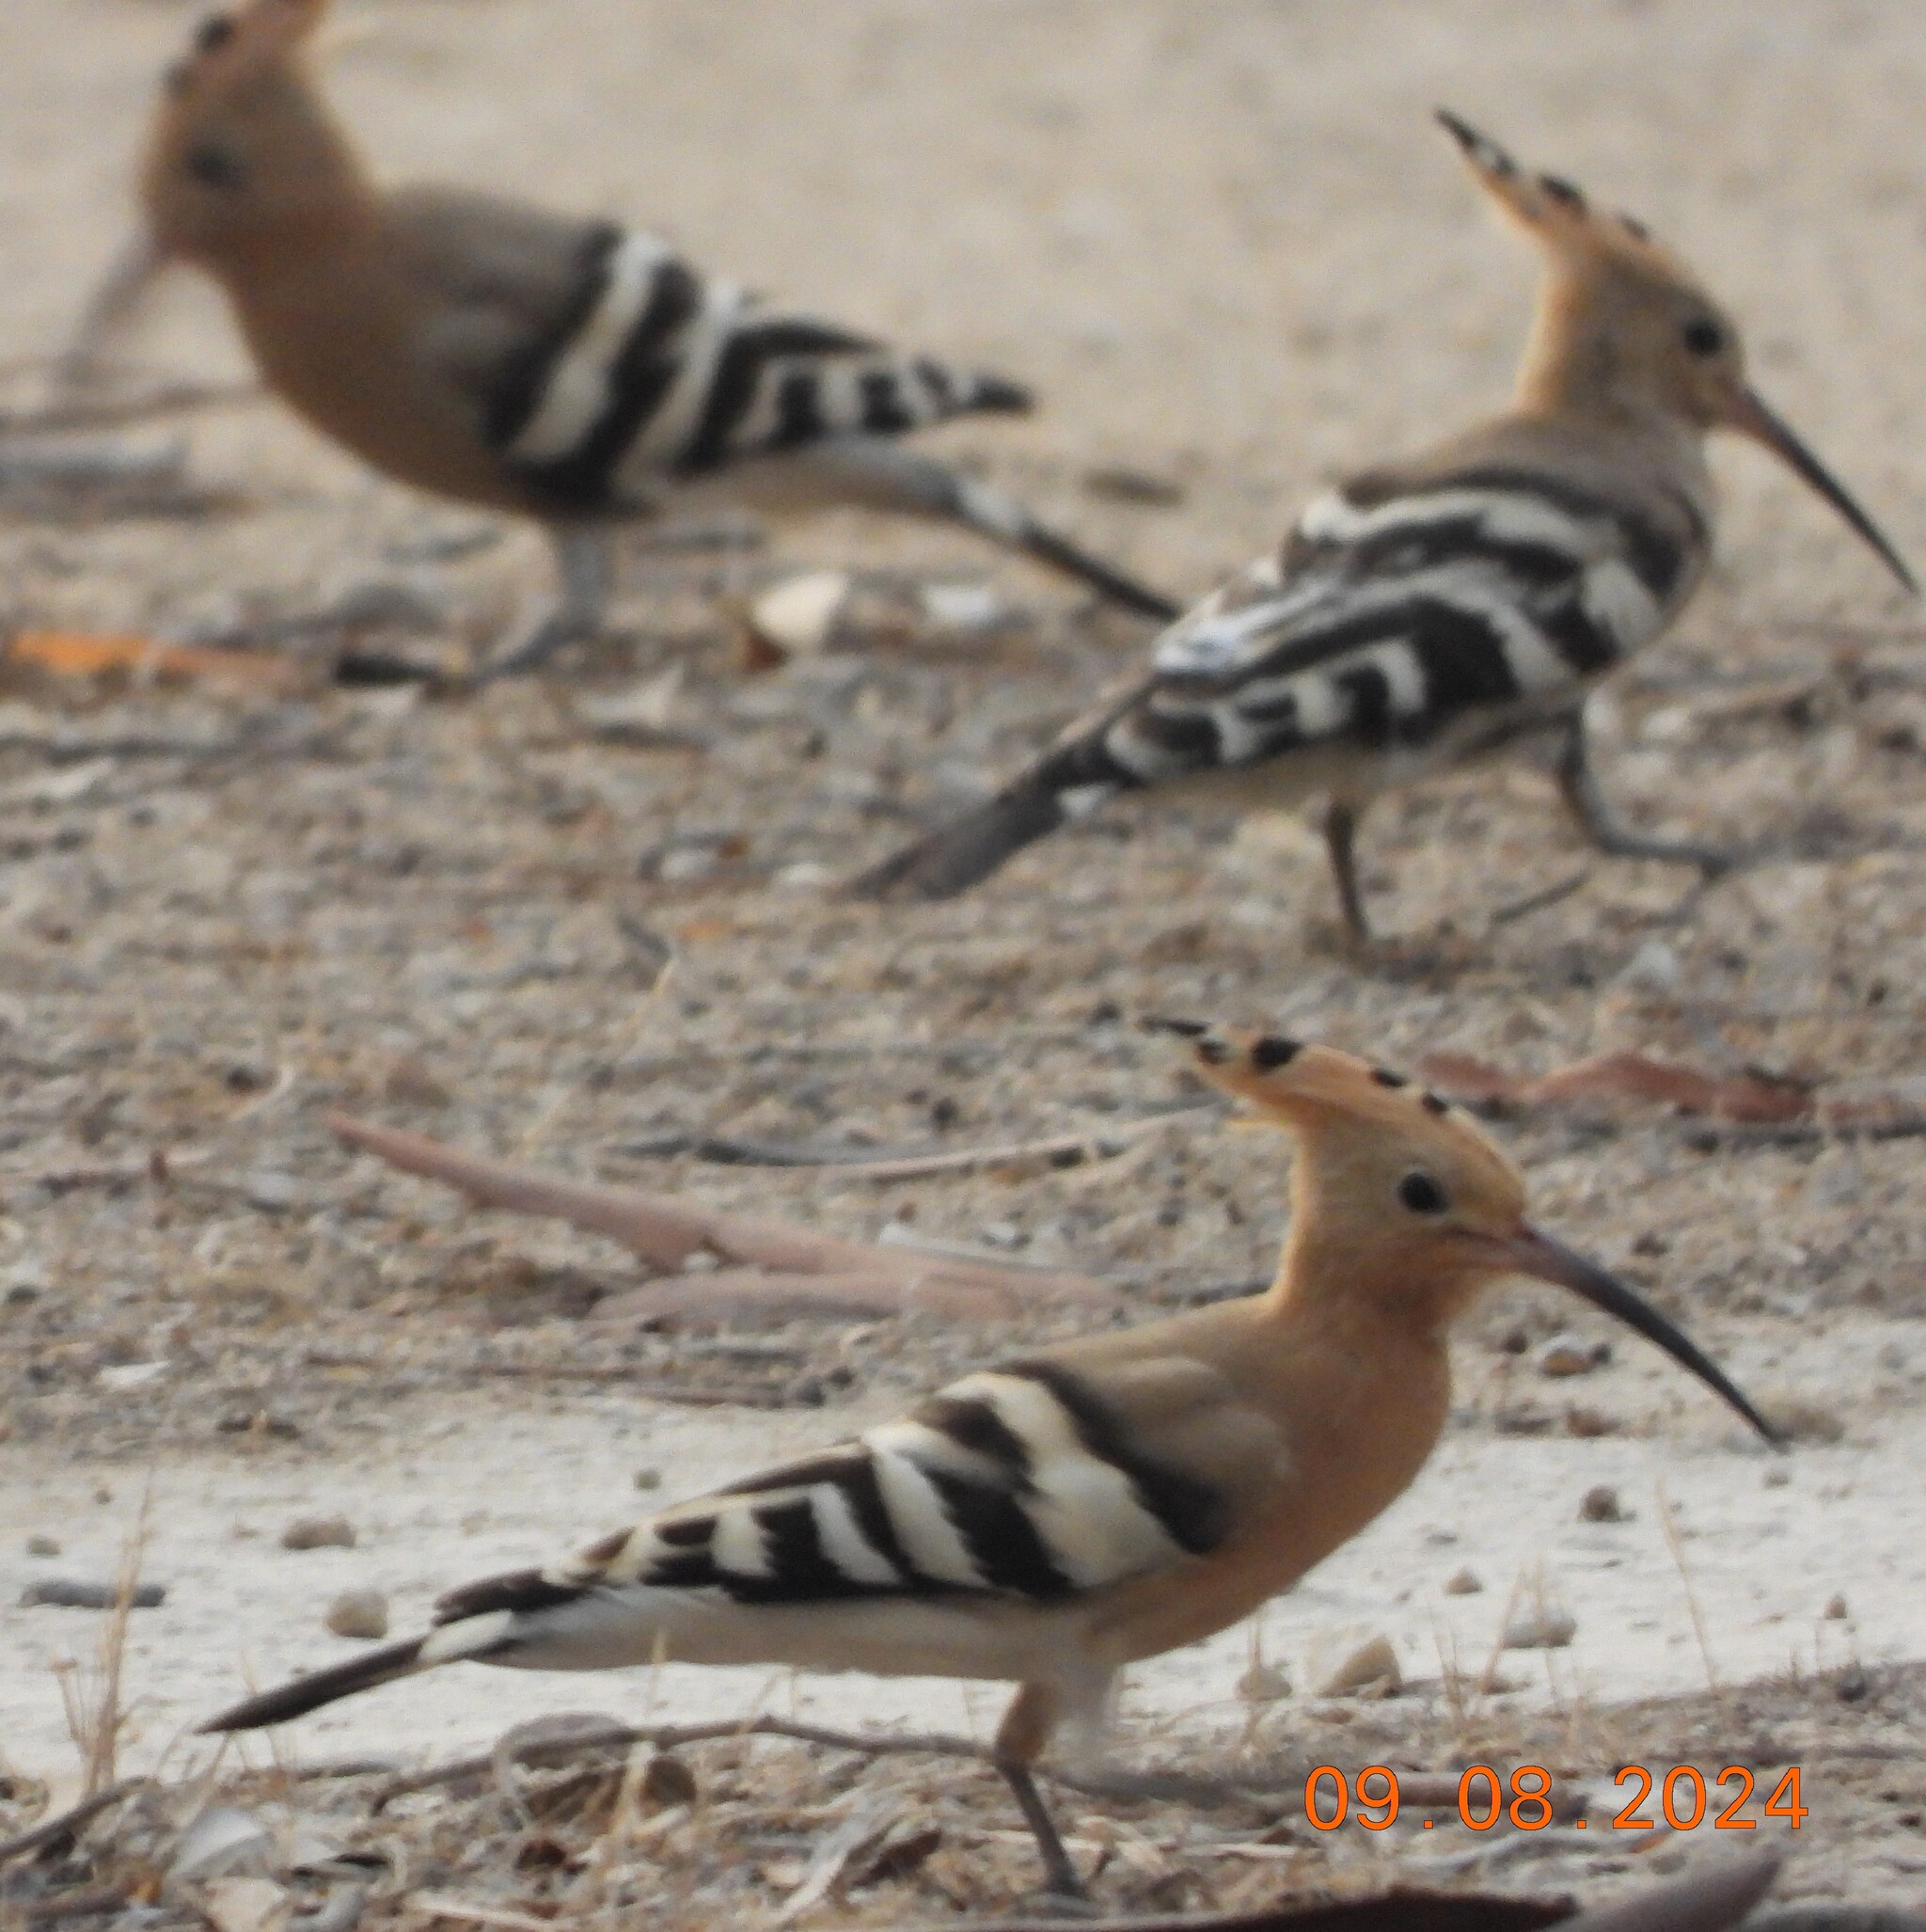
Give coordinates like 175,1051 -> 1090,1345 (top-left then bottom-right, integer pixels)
1727,386 -> 1916,594
1498,1224 -> 1781,1446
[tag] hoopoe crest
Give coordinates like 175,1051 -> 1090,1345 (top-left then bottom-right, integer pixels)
1441,110 -> 1914,581
197,1024 -> 1775,1897
142,1 -> 352,261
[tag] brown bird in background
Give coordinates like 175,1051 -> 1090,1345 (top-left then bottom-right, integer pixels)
68,0 -> 1178,675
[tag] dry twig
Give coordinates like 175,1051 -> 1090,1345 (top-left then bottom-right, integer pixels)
0,1782 -> 148,1867
328,1113 -> 1110,1320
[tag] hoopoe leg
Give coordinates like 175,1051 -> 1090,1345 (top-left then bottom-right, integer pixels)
1322,799 -> 1372,940
994,1682 -> 1085,1900
1555,712 -> 1732,876
479,524 -> 613,679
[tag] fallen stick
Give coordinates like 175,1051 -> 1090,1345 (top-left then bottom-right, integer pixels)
327,1114 -> 1110,1318
373,1713 -> 1294,1812
373,1715 -> 998,1804
610,1106 -> 1214,1181
403,1896 -> 553,1932
589,1267 -> 1034,1325
301,1349 -> 791,1409
0,1781 -> 148,1866
0,379 -> 260,438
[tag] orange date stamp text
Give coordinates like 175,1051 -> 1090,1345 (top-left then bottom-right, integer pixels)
1302,1765 -> 1807,1831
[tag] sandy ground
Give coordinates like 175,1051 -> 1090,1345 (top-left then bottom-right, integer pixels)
5,0 -> 1926,1915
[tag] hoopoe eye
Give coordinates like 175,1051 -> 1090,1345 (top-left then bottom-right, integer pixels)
185,143 -> 245,190
194,13 -> 237,55
1681,317 -> 1726,358
1397,1170 -> 1449,1216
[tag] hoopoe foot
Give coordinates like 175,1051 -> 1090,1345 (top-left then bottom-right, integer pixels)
998,1761 -> 1088,1902
1015,1892 -> 1102,1922
1556,724 -> 1738,880
1314,920 -> 1478,982
1580,825 -> 1737,878
473,526 -> 614,682
473,606 -> 601,682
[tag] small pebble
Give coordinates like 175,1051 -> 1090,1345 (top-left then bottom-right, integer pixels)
747,569 -> 850,657
1618,937 -> 1682,993
1503,1606 -> 1577,1651
1081,464 -> 1186,507
244,1170 -> 301,1213
1318,1635 -> 1401,1698
1579,1484 -> 1629,1523
1443,1566 -> 1484,1595
1563,1404 -> 1620,1438
633,1466 -> 663,1492
1762,1398 -> 1845,1445
93,1484 -> 113,1505
97,1360 -> 169,1391
217,1408 -> 301,1439
656,847 -> 717,884
1538,1334 -> 1609,1379
639,1751 -> 699,1808
1823,1593 -> 1849,1621
20,1578 -> 166,1609
169,1807 -> 274,1882
325,1589 -> 389,1640
281,1513 -> 355,1551
25,1534 -> 60,1557
382,1056 -> 452,1109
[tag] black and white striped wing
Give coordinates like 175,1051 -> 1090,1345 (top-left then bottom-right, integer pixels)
437,1363 -> 1228,1635
403,200 -> 1032,517
1083,470 -> 1701,789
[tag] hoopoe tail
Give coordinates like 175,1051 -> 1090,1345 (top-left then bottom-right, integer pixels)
198,1636 -> 437,1733
197,1586 -> 545,1732
850,726 -> 1136,900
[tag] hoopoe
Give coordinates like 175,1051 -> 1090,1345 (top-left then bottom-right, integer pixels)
200,1025 -> 1776,1899
854,113 -> 1914,935
71,0 -> 1178,676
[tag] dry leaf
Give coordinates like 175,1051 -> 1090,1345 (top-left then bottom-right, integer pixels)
1418,1050 -> 1810,1124
8,630 -> 299,692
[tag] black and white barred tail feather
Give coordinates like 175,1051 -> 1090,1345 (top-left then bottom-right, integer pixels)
419,212 -> 1178,619
852,459 -> 1704,897
472,222 -> 1033,515
200,1361 -> 1229,1733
